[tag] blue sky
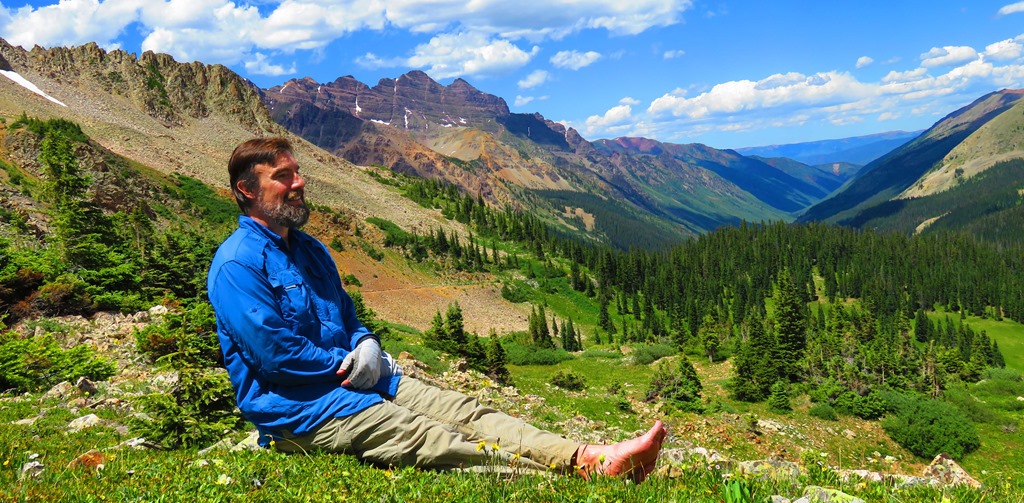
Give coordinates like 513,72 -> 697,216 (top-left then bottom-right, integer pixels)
2,1 -> 1023,149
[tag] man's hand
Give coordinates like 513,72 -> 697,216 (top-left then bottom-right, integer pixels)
337,338 -> 382,389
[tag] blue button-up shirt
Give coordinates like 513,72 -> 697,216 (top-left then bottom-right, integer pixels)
208,216 -> 400,444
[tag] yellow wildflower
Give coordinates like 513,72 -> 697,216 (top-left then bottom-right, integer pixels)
476,441 -> 486,452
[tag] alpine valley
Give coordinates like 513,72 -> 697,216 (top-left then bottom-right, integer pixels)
3,39 -> 1024,502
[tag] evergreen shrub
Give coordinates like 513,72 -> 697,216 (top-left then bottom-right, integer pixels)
499,281 -> 530,303
808,402 -> 838,421
550,370 -> 586,391
646,358 -> 703,413
851,391 -> 887,420
631,343 -> 677,365
579,349 -> 622,359
768,380 -> 792,413
881,393 -> 980,459
134,368 -> 244,448
502,340 -> 573,365
134,302 -> 220,368
0,332 -> 115,392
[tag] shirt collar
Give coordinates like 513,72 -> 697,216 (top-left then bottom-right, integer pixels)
238,215 -> 293,249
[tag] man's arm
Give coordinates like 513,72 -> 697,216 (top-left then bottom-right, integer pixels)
211,260 -> 347,386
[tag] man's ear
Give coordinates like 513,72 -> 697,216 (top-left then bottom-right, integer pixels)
236,179 -> 256,201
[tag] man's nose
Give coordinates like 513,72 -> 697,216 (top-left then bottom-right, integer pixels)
293,172 -> 305,189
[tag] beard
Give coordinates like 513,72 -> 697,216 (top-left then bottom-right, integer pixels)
255,189 -> 309,229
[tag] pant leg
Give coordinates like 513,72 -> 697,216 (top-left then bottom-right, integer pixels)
274,378 -> 579,472
390,377 -> 580,470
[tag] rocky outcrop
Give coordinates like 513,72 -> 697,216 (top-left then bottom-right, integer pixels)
264,70 -> 509,134
0,39 -> 274,131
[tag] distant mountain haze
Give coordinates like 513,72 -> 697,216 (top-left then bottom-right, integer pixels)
798,89 -> 1024,230
736,131 -> 922,166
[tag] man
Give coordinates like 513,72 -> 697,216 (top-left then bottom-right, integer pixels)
207,137 -> 666,481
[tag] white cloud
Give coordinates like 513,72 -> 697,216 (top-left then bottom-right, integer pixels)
518,69 -> 549,89
584,104 -> 633,135
881,67 -> 928,83
355,52 -> 406,69
349,0 -> 692,40
985,38 -> 1023,61
997,2 -> 1024,15
550,50 -> 602,70
920,46 -> 978,68
0,0 -> 140,49
0,0 -> 692,80
620,97 -> 640,105
636,35 -> 1024,145
856,56 -> 873,69
244,52 -> 297,76
407,32 -> 539,79
663,49 -> 685,59
514,94 -> 548,107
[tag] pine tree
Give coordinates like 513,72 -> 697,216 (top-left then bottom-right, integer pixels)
732,311 -> 778,402
772,268 -> 807,382
485,330 -> 512,385
444,302 -> 468,349
599,293 -> 614,332
914,308 -> 931,342
767,380 -> 791,413
530,305 -> 554,348
698,312 -> 721,363
647,357 -> 703,413
424,310 -> 451,353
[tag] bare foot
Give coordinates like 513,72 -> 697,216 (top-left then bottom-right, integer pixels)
576,420 -> 667,483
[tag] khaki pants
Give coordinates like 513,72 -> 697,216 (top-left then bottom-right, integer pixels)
276,378 -> 580,472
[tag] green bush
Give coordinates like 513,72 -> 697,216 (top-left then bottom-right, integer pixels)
550,370 -> 586,391
10,114 -> 89,142
808,402 -> 839,421
366,217 -> 414,248
502,340 -> 573,365
851,391 -> 887,420
134,368 -> 244,448
646,357 -> 703,413
768,380 -> 791,413
631,343 -> 677,365
359,241 -> 384,261
500,281 -> 531,303
881,393 -> 981,459
134,302 -> 219,368
0,332 -> 116,392
580,349 -> 622,359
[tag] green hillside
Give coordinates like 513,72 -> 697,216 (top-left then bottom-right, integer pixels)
3,115 -> 1024,502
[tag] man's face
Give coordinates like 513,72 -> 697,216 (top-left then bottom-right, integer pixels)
246,151 -> 309,233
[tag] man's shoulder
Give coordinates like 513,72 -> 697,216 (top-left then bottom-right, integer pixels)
211,227 -> 272,270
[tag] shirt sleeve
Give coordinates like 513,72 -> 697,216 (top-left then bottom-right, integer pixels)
210,260 -> 347,386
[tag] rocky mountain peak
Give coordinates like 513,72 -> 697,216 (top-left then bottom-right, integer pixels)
0,38 -> 273,131
264,70 -> 509,134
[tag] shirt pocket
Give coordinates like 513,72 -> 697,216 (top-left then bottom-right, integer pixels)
269,269 -> 317,329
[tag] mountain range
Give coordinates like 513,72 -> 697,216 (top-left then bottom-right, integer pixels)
2,39 -> 1024,249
